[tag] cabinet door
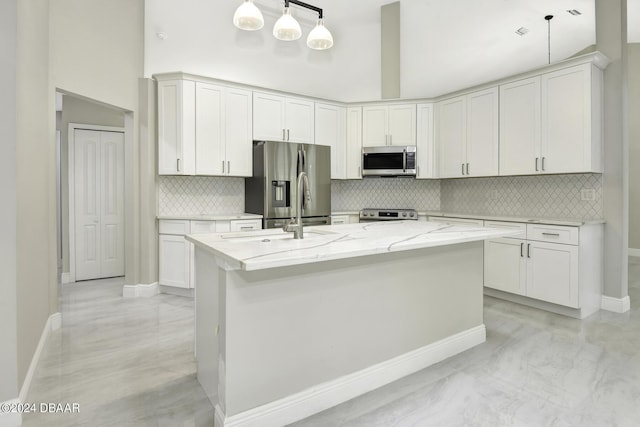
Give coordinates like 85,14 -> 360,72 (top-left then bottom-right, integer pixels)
285,97 -> 314,144
484,238 -> 527,295
437,96 -> 466,178
499,77 -> 541,175
346,107 -> 363,179
526,241 -> 579,308
388,104 -> 416,146
466,87 -> 498,177
315,103 -> 347,179
253,92 -> 285,141
158,79 -> 195,175
195,82 -> 224,175
158,234 -> 190,288
230,219 -> 262,232
225,87 -> 253,176
362,106 -> 388,147
541,64 -> 597,174
416,103 -> 435,179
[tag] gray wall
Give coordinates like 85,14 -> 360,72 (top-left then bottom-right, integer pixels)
0,0 -> 19,403
629,43 -> 640,249
59,96 -> 125,274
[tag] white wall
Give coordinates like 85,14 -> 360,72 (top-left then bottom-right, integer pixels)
629,43 -> 640,250
145,0 -> 382,102
0,0 -> 19,403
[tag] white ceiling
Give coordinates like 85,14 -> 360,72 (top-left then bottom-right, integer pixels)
145,0 -> 639,101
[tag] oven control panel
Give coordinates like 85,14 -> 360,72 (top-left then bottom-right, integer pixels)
359,209 -> 418,221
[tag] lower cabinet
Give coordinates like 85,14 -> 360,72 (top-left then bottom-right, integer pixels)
158,218 -> 261,289
483,220 -> 602,316
331,213 -> 360,225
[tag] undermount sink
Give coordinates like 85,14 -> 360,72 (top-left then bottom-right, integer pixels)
221,229 -> 337,243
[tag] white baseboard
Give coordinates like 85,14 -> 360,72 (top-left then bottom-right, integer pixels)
216,325 -> 486,427
61,272 -> 73,284
0,398 -> 22,427
629,248 -> 640,257
123,282 -> 159,298
601,295 -> 631,313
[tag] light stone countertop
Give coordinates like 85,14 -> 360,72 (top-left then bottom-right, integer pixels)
186,221 -> 518,271
420,212 -> 605,227
157,213 -> 262,221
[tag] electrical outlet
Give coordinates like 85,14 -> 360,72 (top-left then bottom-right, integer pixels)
581,189 -> 596,201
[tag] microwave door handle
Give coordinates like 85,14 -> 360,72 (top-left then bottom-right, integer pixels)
403,149 -> 407,172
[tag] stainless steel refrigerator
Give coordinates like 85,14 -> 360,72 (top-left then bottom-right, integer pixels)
245,140 -> 331,229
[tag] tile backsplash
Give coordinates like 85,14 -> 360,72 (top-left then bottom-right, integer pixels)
158,176 -> 245,215
331,178 -> 441,211
440,173 -> 603,219
158,174 -> 603,220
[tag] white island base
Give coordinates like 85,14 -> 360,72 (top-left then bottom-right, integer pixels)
194,239 -> 487,427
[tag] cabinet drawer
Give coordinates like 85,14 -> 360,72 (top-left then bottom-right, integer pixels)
190,220 -> 217,234
526,224 -> 578,245
159,220 -> 190,235
331,215 -> 349,225
230,219 -> 262,232
428,217 -> 484,226
484,221 -> 527,239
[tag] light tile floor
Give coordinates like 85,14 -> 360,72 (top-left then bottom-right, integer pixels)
23,260 -> 640,426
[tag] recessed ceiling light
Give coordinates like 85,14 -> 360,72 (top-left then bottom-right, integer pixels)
515,27 -> 529,36
567,9 -> 581,16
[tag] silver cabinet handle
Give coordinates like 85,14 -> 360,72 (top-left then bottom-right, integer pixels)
417,165 -> 420,176
466,163 -> 469,175
240,226 -> 253,230
542,232 -> 560,237
282,129 -> 286,141
527,243 -> 531,258
461,163 -> 465,175
177,158 -> 180,172
520,242 -> 524,257
227,161 -> 230,174
535,157 -> 539,171
287,129 -> 290,141
222,160 -> 225,174
541,157 -> 546,171
389,135 -> 392,146
358,166 -> 361,176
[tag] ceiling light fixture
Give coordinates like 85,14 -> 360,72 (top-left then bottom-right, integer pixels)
233,0 -> 264,31
515,27 -> 529,36
567,9 -> 582,16
234,0 -> 333,50
545,15 -> 553,65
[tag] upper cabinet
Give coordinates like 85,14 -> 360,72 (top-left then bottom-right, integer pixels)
315,102 -> 347,179
416,103 -> 436,179
437,87 -> 499,178
500,63 -> 603,176
157,78 -> 252,177
345,107 -> 363,179
253,92 -> 314,144
362,104 -> 416,147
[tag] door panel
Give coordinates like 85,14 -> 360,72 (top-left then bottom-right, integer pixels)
195,82 -> 224,175
527,242 -> 579,308
437,96 -> 466,178
100,131 -> 125,278
484,238 -> 526,295
467,88 -> 498,176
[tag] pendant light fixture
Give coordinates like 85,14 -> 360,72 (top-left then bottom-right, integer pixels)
233,0 -> 334,50
233,0 -> 264,31
545,15 -> 553,64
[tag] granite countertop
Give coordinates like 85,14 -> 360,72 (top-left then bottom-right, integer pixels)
420,211 -> 605,227
186,221 -> 517,271
157,213 -> 263,221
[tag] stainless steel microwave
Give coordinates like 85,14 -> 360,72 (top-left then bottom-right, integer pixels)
362,146 -> 417,177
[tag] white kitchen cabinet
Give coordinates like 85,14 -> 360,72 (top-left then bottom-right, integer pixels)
483,220 -> 603,318
362,104 -> 416,147
331,215 -> 349,225
416,103 -> 436,179
437,87 -> 498,178
500,63 -> 603,176
158,79 -> 195,175
345,107 -> 363,179
253,92 -> 314,144
157,78 -> 252,177
158,218 -> 262,290
315,103 -> 347,179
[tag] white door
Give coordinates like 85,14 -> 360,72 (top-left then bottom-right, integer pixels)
484,238 -> 527,295
388,104 -> 416,146
315,103 -> 346,179
499,77 -> 541,175
526,241 -> 579,308
74,129 -> 125,281
362,106 -> 388,147
285,97 -> 314,144
466,87 -> 499,177
195,82 -> 224,175
158,234 -> 191,288
253,92 -> 285,141
346,107 -> 363,179
416,103 -> 435,179
225,87 -> 253,176
437,96 -> 466,178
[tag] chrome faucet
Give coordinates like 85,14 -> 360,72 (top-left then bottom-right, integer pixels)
283,171 -> 311,239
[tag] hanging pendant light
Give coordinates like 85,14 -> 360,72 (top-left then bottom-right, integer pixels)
233,0 -> 264,31
307,19 -> 333,50
273,6 -> 302,41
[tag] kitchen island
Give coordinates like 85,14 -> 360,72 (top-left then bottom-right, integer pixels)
187,221 -> 516,427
